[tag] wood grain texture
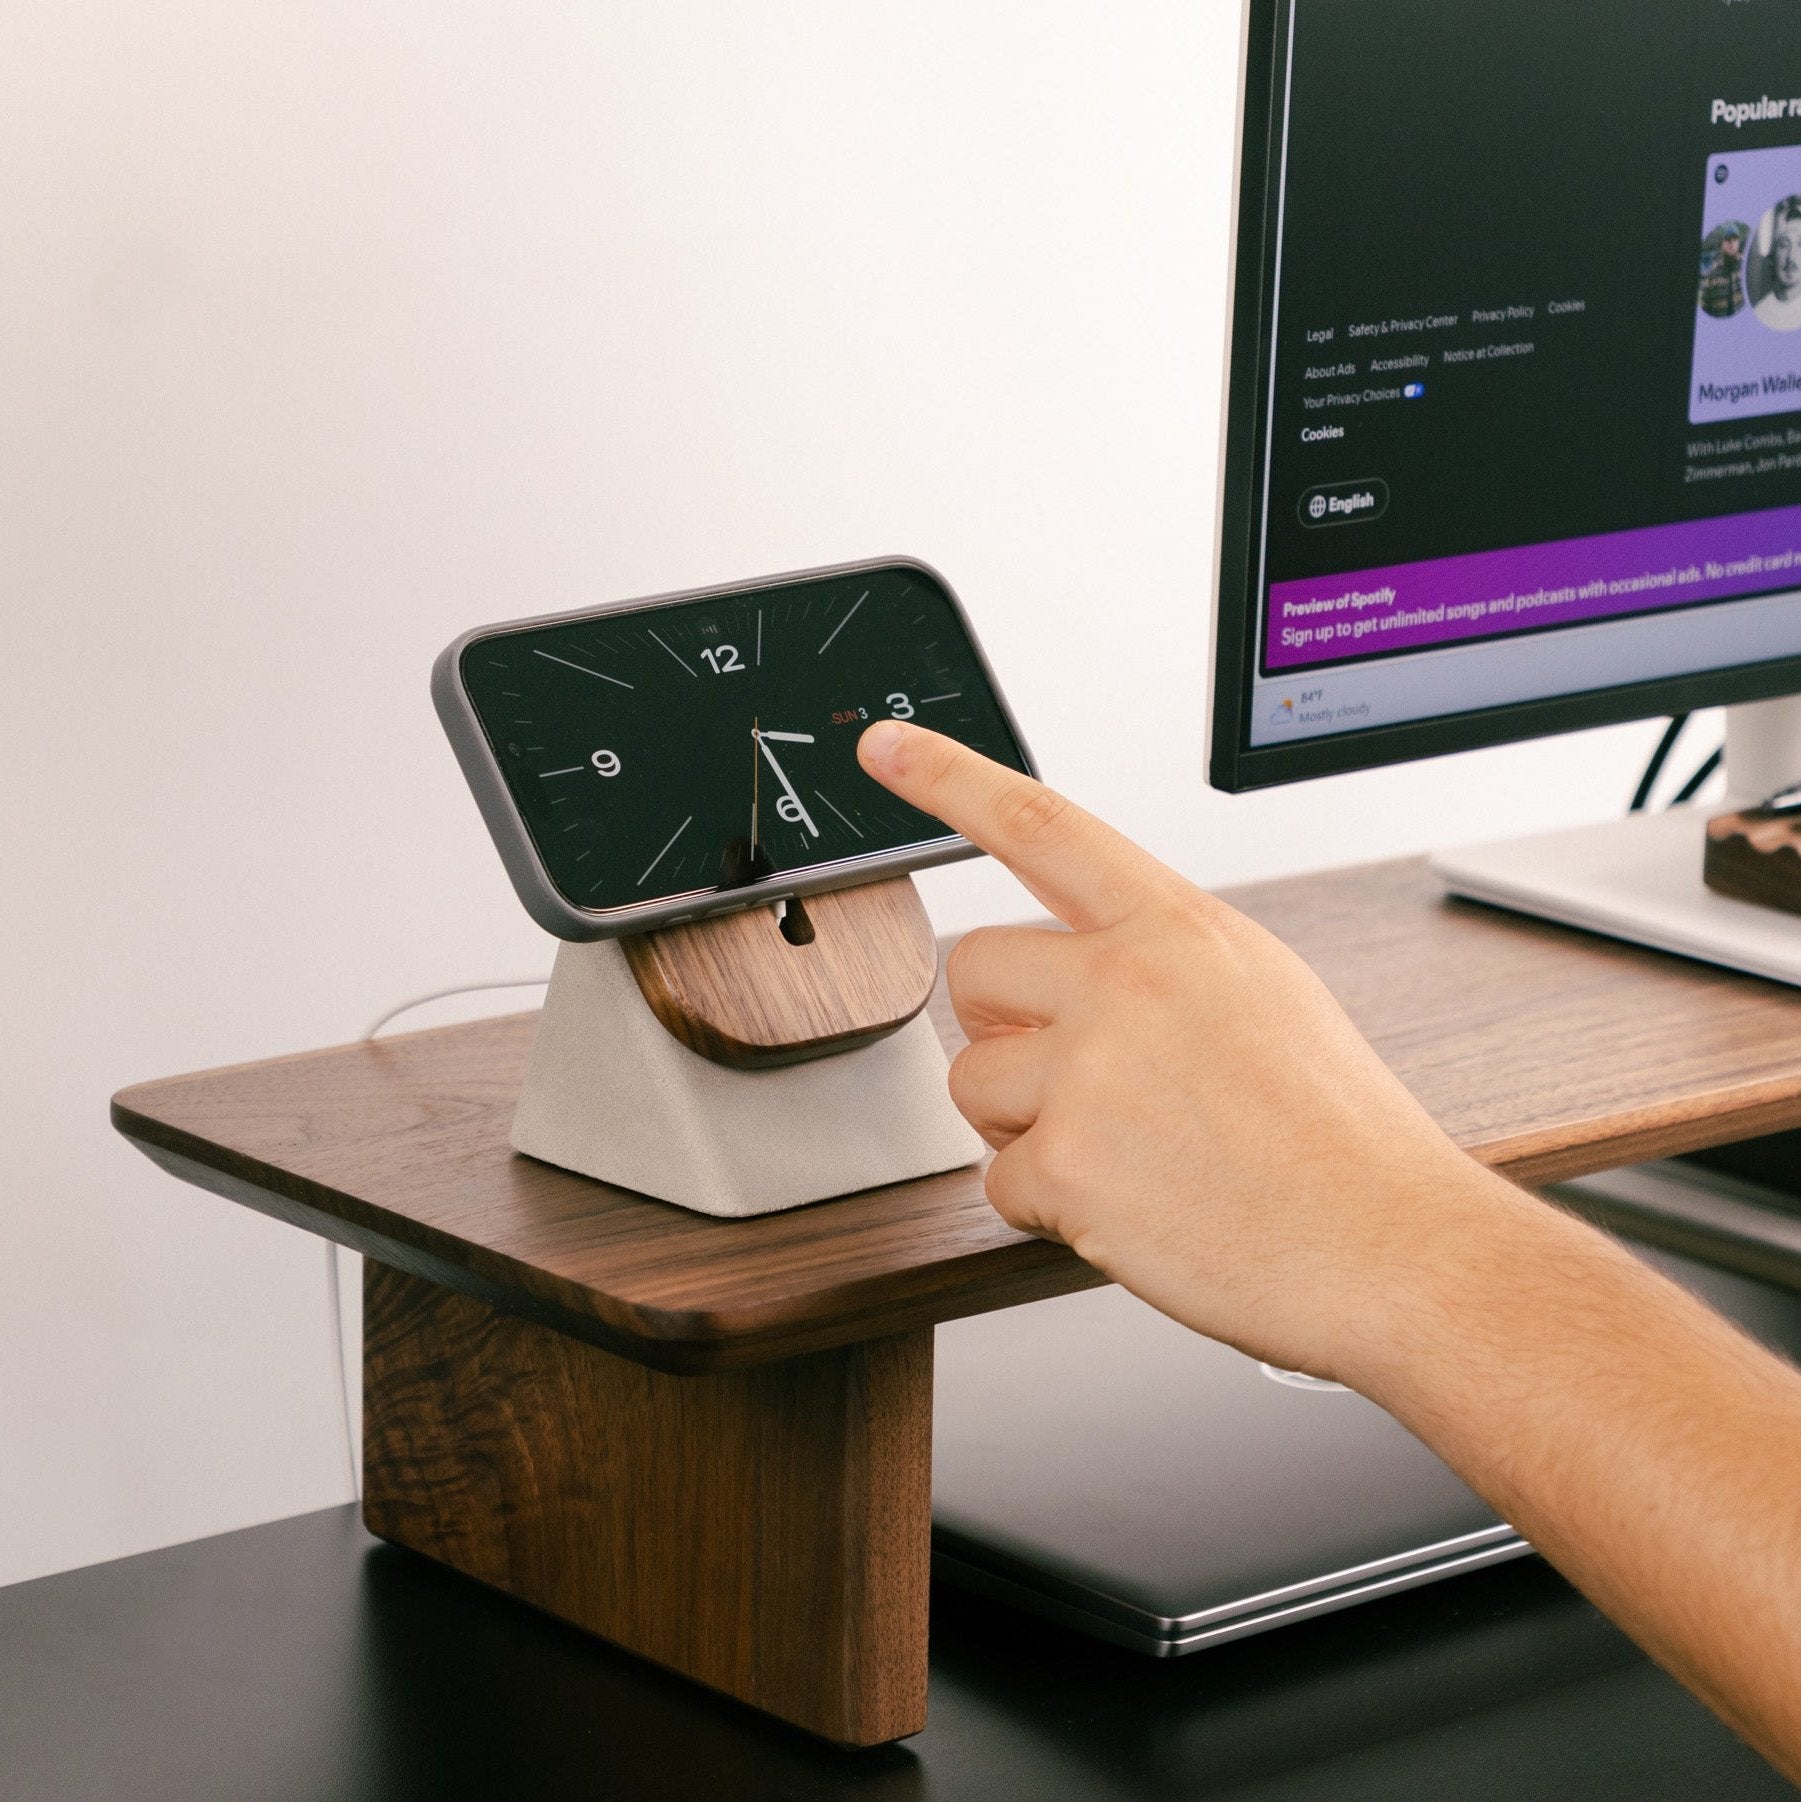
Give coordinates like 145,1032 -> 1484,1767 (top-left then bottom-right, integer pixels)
1704,808 -> 1801,917
361,1262 -> 931,1745
113,858 -> 1801,1371
622,877 -> 939,1068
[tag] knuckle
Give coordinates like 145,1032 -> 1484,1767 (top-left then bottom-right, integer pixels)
997,781 -> 1073,849
1026,1113 -> 1094,1192
1086,929 -> 1164,999
985,1145 -> 1051,1237
946,1043 -> 985,1113
945,926 -> 999,991
1061,1032 -> 1121,1096
1153,884 -> 1256,958
1160,882 -> 1234,935
920,733 -> 967,792
983,1154 -> 1027,1226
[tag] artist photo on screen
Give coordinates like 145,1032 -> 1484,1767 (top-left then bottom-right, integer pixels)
1750,196 -> 1801,332
1700,219 -> 1750,319
1689,148 -> 1801,424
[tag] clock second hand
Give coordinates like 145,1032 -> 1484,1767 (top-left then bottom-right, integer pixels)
751,716 -> 760,862
755,729 -> 820,838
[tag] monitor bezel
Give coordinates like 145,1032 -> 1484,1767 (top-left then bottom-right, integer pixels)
1207,0 -> 1801,794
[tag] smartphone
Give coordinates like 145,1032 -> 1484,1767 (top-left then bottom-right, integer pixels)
432,557 -> 1036,939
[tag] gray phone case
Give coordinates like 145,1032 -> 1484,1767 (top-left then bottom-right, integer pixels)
431,555 -> 1036,941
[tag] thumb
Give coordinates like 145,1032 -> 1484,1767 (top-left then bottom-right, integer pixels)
858,721 -> 1170,931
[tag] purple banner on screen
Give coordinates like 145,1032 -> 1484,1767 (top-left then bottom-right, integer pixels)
1264,503 -> 1801,672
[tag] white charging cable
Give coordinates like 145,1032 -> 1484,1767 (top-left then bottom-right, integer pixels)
361,977 -> 551,1044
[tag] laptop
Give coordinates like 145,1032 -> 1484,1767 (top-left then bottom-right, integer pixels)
932,1176 -> 1801,1655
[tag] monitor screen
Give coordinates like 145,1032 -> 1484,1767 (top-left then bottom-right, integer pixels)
1210,0 -> 1801,790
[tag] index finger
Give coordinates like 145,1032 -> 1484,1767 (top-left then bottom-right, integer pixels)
857,720 -> 1171,931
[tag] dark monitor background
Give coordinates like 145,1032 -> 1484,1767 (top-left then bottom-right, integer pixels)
1210,0 -> 1801,792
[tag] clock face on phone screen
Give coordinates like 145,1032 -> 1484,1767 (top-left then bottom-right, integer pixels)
457,563 -> 1031,917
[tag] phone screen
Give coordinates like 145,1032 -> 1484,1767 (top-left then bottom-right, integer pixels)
457,563 -> 1031,918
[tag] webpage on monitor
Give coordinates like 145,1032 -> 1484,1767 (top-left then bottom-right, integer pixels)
1245,0 -> 1801,750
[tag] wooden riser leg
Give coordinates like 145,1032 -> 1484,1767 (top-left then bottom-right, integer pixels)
360,1262 -> 932,1746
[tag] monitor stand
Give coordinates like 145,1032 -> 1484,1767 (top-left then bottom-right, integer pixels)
1430,693 -> 1801,989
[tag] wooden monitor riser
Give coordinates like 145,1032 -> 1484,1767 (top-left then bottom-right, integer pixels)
112,859 -> 1801,1745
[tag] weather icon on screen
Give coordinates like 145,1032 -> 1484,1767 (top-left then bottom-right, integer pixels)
1269,698 -> 1297,728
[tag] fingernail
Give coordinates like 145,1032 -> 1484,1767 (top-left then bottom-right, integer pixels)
860,719 -> 909,771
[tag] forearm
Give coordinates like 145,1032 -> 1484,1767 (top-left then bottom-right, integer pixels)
1353,1170 -> 1801,1779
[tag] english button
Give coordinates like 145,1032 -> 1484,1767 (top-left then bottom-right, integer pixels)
1298,478 -> 1390,528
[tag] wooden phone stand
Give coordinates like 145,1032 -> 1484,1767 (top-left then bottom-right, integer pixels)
509,876 -> 984,1217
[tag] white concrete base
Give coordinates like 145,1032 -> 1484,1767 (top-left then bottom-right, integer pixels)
510,938 -> 986,1217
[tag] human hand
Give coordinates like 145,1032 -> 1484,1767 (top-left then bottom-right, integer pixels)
858,720 -> 1516,1390
860,721 -> 1801,1777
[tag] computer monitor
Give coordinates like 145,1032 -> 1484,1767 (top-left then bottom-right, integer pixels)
1208,0 -> 1801,985
934,7 -> 1801,1658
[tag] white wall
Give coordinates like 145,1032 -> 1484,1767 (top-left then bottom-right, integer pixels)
2,1 -> 1688,1585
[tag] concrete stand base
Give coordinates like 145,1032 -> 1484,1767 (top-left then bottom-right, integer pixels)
510,938 -> 984,1217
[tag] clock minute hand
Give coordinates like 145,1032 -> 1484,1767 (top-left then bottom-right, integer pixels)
755,731 -> 820,838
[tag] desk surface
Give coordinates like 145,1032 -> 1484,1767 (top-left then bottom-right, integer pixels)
1,1504 -> 1784,1801
112,858 -> 1801,1369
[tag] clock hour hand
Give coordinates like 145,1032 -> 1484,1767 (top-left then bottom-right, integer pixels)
755,729 -> 820,838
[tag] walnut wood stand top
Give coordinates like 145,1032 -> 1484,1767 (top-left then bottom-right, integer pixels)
112,858 -> 1801,1373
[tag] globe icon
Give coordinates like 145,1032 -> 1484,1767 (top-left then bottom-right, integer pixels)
1309,494 -> 1328,521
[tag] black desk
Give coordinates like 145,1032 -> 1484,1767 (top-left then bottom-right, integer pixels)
1,1504 -> 1783,1800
